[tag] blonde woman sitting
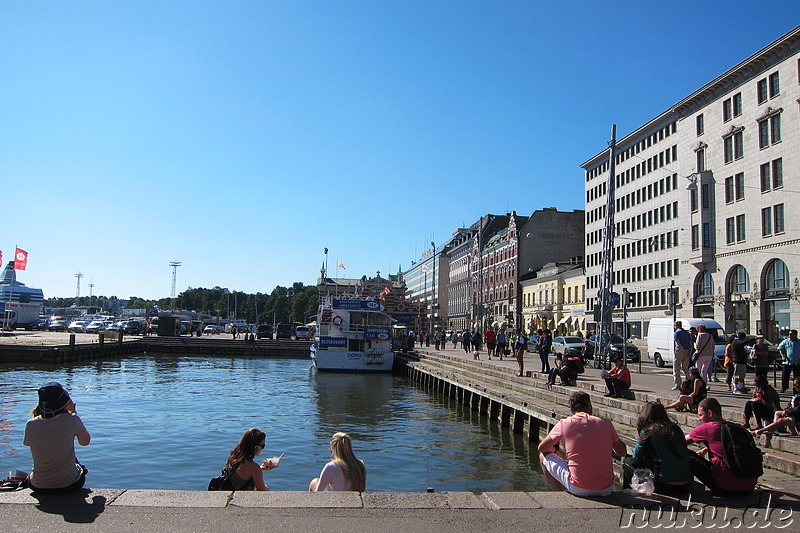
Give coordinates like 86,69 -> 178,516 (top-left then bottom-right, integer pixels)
309,432 -> 366,492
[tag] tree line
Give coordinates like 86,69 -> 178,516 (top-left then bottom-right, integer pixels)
43,282 -> 319,325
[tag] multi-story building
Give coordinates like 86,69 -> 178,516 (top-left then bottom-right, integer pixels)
445,225 -> 479,331
520,261 -> 585,335
582,26 -> 800,342
402,242 -> 449,333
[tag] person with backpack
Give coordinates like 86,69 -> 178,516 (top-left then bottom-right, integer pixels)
513,328 -> 528,377
685,398 -> 760,496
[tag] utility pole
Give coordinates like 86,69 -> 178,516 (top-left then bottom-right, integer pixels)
169,261 -> 181,298
75,272 -> 83,307
596,125 -> 618,369
430,241 -> 436,336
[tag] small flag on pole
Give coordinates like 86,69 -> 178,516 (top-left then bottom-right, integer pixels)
337,261 -> 346,270
14,247 -> 28,270
0,250 -> 3,265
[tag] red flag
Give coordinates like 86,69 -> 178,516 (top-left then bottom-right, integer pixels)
0,250 -> 3,265
14,248 -> 28,270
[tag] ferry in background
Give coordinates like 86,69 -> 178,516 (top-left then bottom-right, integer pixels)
311,297 -> 394,372
0,261 -> 44,329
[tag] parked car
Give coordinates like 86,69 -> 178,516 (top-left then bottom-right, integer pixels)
256,324 -> 273,339
583,334 -> 641,363
275,323 -> 292,340
203,324 -> 220,335
34,317 -> 50,330
739,335 -> 782,365
85,320 -> 107,334
68,320 -> 90,333
551,336 -> 586,357
48,319 -> 69,332
122,320 -> 146,335
294,326 -> 310,341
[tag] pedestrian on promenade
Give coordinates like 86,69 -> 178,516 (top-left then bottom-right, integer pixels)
538,391 -> 626,497
730,331 -> 750,394
514,329 -> 528,377
434,330 -> 441,350
750,335 -> 771,380
484,326 -> 497,359
24,382 -> 91,494
462,330 -> 471,353
672,321 -> 692,390
537,329 -> 552,373
496,329 -> 508,361
693,324 -> 715,383
309,432 -> 366,492
471,330 -> 482,360
778,329 -> 800,393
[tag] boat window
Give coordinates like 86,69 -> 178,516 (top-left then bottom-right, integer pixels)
348,338 -> 365,351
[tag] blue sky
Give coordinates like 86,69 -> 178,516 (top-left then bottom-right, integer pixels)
2,1 -> 798,299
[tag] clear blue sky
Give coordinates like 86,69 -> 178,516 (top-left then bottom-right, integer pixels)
2,1 -> 798,299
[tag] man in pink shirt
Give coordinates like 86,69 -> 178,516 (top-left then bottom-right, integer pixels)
538,391 -> 627,496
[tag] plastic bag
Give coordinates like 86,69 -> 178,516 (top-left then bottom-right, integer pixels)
630,468 -> 655,496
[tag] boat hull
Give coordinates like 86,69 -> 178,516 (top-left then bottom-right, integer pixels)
311,349 -> 394,373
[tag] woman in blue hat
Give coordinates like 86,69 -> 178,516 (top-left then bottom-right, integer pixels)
23,382 -> 91,493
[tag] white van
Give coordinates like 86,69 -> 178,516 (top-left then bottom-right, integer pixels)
647,317 -> 728,367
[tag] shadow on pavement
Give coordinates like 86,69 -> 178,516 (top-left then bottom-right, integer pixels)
32,490 -> 107,524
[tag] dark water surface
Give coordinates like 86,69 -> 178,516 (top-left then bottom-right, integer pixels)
0,356 -> 547,492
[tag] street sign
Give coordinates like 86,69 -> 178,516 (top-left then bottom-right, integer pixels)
607,291 -> 620,307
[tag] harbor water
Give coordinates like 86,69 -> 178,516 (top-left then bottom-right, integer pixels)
0,356 -> 547,493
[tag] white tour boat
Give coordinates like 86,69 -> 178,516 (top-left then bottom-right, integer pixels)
311,297 -> 394,372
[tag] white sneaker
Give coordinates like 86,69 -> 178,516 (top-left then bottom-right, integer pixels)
733,389 -> 743,394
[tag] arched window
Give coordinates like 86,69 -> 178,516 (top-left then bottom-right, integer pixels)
697,271 -> 714,296
729,265 -> 749,294
765,259 -> 788,290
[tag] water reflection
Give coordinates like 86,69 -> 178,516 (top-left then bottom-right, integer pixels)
0,357 -> 545,492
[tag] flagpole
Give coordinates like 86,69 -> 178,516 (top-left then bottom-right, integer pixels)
6,245 -> 17,330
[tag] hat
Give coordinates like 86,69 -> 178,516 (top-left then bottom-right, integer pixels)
37,382 -> 70,414
756,334 -> 764,339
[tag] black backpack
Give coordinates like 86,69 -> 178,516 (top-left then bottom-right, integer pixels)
718,422 -> 763,479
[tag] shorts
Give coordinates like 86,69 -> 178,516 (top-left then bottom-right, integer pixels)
541,454 -> 614,497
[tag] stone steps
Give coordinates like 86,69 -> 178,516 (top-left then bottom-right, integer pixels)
401,350 -> 800,478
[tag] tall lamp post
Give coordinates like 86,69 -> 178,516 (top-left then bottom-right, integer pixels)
430,241 -> 436,336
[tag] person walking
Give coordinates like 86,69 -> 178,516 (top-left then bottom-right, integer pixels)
514,329 -> 528,377
751,335 -> 771,380
778,329 -> 800,393
537,329 -> 552,373
496,329 -> 508,361
672,321 -> 692,390
461,330 -> 471,353
730,331 -> 750,394
693,324 -> 715,383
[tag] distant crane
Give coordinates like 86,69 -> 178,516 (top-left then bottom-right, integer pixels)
169,261 -> 181,298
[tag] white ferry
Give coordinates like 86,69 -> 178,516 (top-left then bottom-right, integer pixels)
0,261 -> 44,329
311,297 -> 394,372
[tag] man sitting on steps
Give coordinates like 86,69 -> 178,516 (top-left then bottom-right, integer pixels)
538,391 -> 627,497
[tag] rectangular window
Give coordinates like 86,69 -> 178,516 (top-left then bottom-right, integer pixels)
703,223 -> 711,248
736,214 -> 746,242
701,184 -> 710,209
757,78 -> 768,104
696,149 -> 705,172
691,225 -> 699,250
759,114 -> 782,148
769,72 -> 780,97
733,92 -> 742,116
761,162 -> 771,192
734,131 -> 744,159
726,218 -> 735,244
725,176 -> 734,203
723,98 -> 732,122
762,207 -> 773,236
724,136 -> 733,163
735,172 -> 744,201
696,114 -> 704,136
774,204 -> 784,233
690,188 -> 698,212
772,158 -> 783,188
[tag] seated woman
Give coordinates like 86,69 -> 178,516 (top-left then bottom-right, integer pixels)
23,382 -> 91,493
219,428 -> 278,491
623,401 -> 691,495
665,367 -> 707,411
742,374 -> 780,430
309,432 -> 366,492
603,356 -> 631,398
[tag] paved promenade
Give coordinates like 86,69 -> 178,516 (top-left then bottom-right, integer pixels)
2,340 -> 800,531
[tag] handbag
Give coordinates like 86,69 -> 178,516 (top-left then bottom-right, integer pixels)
208,462 -> 238,491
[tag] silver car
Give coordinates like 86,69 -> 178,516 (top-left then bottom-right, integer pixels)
551,336 -> 585,357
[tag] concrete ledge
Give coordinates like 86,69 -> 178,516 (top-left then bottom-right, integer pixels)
230,490 -> 363,508
110,489 -> 230,507
529,491 -> 618,509
0,487 -> 124,506
482,492 -> 541,509
362,492 -> 450,509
